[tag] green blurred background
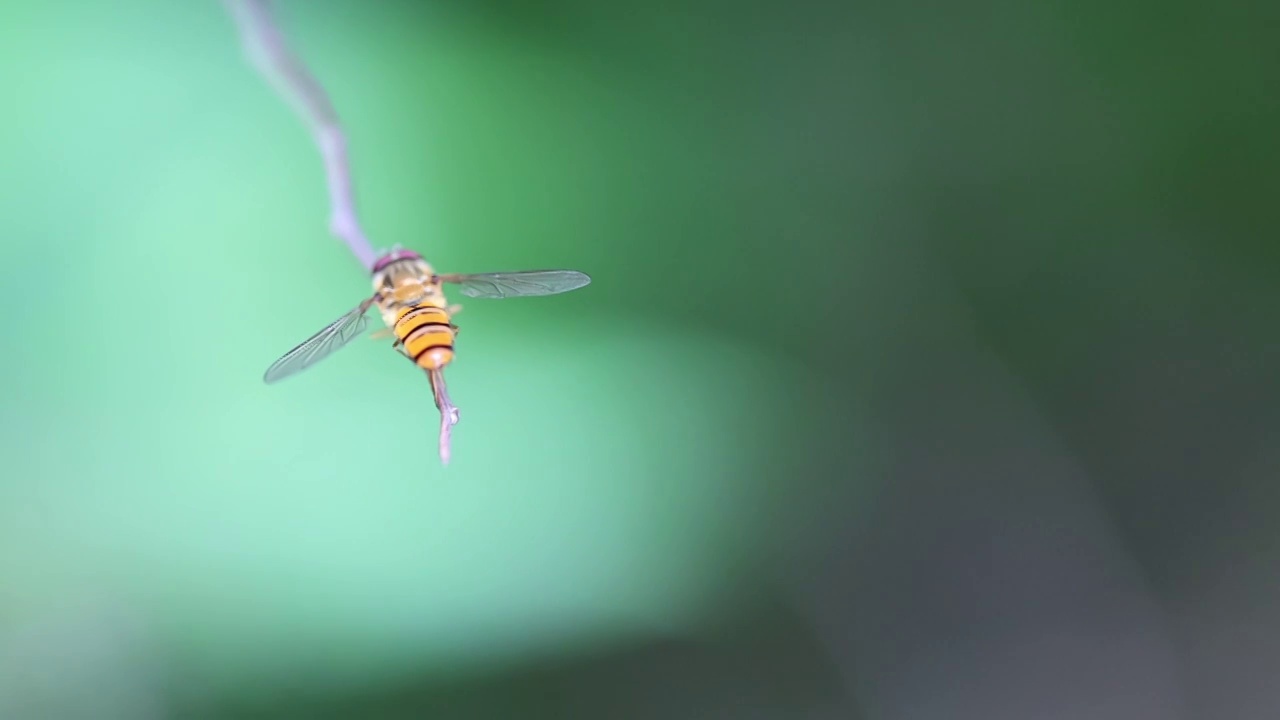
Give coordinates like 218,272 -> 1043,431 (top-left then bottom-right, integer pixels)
1,0 -> 1277,718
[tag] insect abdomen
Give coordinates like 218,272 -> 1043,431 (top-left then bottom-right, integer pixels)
395,305 -> 456,370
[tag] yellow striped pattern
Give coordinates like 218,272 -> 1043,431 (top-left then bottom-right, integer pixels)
394,304 -> 456,370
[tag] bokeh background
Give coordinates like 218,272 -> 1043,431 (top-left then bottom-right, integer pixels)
1,0 -> 1277,718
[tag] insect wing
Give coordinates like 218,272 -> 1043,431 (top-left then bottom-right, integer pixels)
263,296 -> 377,384
437,270 -> 591,299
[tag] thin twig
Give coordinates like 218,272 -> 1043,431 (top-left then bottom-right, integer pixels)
228,1 -> 461,464
223,0 -> 379,271
429,369 -> 460,465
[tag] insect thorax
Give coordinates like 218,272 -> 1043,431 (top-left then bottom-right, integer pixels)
372,258 -> 446,322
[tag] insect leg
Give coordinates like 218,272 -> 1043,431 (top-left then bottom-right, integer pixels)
444,305 -> 462,336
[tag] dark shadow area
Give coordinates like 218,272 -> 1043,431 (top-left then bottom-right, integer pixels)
182,597 -> 855,719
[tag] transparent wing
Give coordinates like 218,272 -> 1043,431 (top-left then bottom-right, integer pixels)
263,296 -> 377,384
436,270 -> 591,299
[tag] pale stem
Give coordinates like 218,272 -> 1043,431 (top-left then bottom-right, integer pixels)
428,369 -> 460,465
228,1 -> 461,463
223,0 -> 379,271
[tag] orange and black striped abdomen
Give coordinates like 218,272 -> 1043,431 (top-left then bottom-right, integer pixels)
394,304 -> 456,370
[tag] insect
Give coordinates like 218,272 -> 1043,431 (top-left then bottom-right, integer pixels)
262,248 -> 591,463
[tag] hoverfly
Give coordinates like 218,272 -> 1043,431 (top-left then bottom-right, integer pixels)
263,248 -> 591,463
